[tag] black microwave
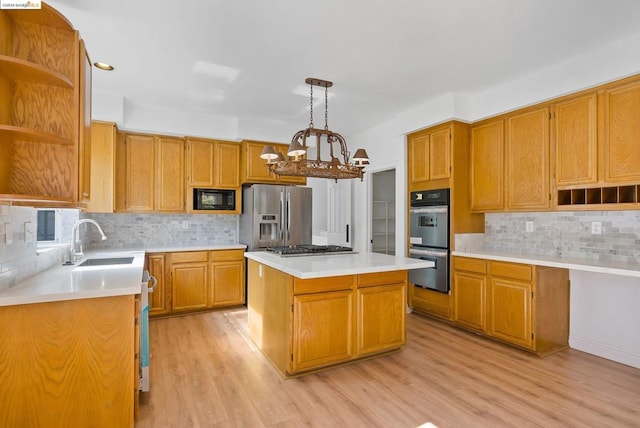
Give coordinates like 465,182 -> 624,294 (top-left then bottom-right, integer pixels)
193,188 -> 235,211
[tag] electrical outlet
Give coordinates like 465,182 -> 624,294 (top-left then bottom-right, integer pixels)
182,220 -> 189,229
525,221 -> 534,233
4,223 -> 12,245
591,221 -> 602,235
24,221 -> 33,243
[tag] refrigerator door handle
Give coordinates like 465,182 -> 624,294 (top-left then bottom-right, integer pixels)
286,191 -> 291,240
279,191 -> 284,241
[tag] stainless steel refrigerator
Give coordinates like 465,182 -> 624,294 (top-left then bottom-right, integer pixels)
239,184 -> 312,250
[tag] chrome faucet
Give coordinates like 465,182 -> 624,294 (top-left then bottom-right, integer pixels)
70,219 -> 107,264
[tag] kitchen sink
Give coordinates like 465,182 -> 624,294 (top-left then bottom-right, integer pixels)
77,257 -> 134,267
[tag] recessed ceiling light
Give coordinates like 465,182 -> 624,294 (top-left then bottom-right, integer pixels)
94,62 -> 114,71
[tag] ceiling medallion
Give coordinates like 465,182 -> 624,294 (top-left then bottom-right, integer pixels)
260,78 -> 369,181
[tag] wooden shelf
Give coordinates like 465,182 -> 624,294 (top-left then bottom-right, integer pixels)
0,193 -> 74,206
557,185 -> 639,209
0,55 -> 73,88
6,3 -> 74,30
0,125 -> 73,146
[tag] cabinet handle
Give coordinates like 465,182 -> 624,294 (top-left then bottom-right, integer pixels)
147,275 -> 158,293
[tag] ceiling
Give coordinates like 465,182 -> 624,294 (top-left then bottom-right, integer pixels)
48,0 -> 640,139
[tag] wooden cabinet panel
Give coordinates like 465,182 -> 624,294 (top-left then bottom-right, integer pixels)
488,261 -> 532,282
453,270 -> 487,332
357,283 -> 406,355
187,138 -> 215,187
292,290 -> 354,372
294,275 -> 355,294
214,141 -> 240,187
409,132 -> 429,184
429,128 -> 451,180
453,256 -> 486,274
210,261 -> 244,306
210,249 -> 245,261
358,270 -> 406,287
506,107 -> 550,210
123,134 -> 155,212
86,121 -> 116,213
171,263 -> 208,312
487,277 -> 532,349
555,93 -> 598,186
78,39 -> 92,204
604,80 -> 640,183
470,120 -> 504,211
156,136 -> 185,212
171,251 -> 208,264
146,253 -> 169,317
244,141 -> 276,183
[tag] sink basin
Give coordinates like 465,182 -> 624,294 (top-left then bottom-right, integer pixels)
77,257 -> 134,267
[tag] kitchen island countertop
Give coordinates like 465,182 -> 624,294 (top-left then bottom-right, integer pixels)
244,250 -> 434,279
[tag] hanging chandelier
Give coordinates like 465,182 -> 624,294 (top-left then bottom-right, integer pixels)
260,78 -> 370,181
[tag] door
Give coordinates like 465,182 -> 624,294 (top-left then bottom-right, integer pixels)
370,168 -> 395,254
487,277 -> 532,349
171,263 -> 209,312
357,283 -> 406,355
604,79 -> 640,182
470,120 -> 504,211
210,261 -> 244,306
453,270 -> 486,332
146,254 -> 169,317
327,180 -> 351,247
124,134 -> 155,212
156,136 -> 185,212
285,186 -> 312,246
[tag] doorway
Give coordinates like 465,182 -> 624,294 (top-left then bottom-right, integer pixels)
371,169 -> 396,255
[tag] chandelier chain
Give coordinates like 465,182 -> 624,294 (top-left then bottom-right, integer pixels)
324,85 -> 329,130
309,84 -> 314,128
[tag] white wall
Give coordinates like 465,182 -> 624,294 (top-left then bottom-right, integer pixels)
569,271 -> 640,369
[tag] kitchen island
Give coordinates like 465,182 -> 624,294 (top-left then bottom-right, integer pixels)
244,251 -> 433,377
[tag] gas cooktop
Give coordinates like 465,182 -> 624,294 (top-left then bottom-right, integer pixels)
265,244 -> 354,257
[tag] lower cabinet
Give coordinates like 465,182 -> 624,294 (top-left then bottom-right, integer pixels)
210,250 -> 245,307
248,261 -> 407,376
452,256 -> 569,355
146,253 -> 170,316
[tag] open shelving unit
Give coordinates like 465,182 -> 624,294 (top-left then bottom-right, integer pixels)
372,200 -> 395,255
557,185 -> 640,209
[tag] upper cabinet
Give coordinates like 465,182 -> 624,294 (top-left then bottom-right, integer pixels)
240,140 -> 306,185
86,121 -> 116,213
505,107 -> 550,211
603,79 -> 640,183
0,5 -> 90,206
553,92 -> 598,187
407,125 -> 451,190
115,132 -> 185,213
186,137 -> 239,188
470,119 -> 504,212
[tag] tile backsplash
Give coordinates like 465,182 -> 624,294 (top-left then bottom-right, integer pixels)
82,213 -> 238,249
484,211 -> 640,263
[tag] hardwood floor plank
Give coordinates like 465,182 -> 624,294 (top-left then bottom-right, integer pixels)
137,309 -> 640,428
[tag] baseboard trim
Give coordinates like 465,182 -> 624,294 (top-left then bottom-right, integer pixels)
570,335 -> 640,369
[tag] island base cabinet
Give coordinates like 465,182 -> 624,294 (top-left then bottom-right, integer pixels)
0,295 -> 135,427
357,283 -> 406,355
292,291 -> 355,372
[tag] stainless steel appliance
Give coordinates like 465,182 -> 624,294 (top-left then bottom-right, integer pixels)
193,188 -> 235,211
266,244 -> 353,257
409,188 -> 450,293
239,184 -> 312,250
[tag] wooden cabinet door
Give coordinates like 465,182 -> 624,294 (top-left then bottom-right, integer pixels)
470,120 -> 504,211
123,134 -> 155,212
245,142 -> 276,182
187,138 -> 215,187
604,80 -> 640,183
292,290 -> 354,372
171,263 -> 209,312
429,127 -> 451,180
155,136 -> 185,212
506,107 -> 550,210
78,39 -> 92,204
408,131 -> 429,186
87,121 -> 116,213
453,270 -> 487,332
487,277 -> 532,349
147,253 -> 169,317
210,261 -> 245,306
555,93 -> 598,186
356,283 -> 406,355
214,141 -> 240,187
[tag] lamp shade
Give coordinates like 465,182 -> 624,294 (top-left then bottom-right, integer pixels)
287,139 -> 306,157
260,145 -> 278,160
352,148 -> 369,167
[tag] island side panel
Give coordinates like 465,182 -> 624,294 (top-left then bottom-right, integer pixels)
0,295 -> 135,428
247,260 -> 292,376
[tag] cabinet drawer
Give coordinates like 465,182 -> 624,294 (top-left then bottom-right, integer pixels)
294,275 -> 355,294
358,270 -> 406,287
210,249 -> 245,261
454,257 -> 487,274
171,251 -> 209,264
488,261 -> 532,282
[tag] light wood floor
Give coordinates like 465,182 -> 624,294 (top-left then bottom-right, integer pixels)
137,309 -> 640,427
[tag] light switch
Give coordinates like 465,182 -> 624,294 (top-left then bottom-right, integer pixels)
591,221 -> 602,235
4,223 -> 12,245
24,221 -> 33,243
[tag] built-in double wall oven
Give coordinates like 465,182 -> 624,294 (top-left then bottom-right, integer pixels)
409,188 -> 450,293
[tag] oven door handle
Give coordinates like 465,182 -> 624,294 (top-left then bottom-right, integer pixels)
409,248 -> 447,257
409,206 -> 448,214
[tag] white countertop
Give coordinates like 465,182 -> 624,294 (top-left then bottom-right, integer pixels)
452,249 -> 640,278
0,250 -> 146,307
103,244 -> 247,253
244,251 -> 434,279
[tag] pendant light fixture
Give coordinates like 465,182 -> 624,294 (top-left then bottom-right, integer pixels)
260,78 -> 369,181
